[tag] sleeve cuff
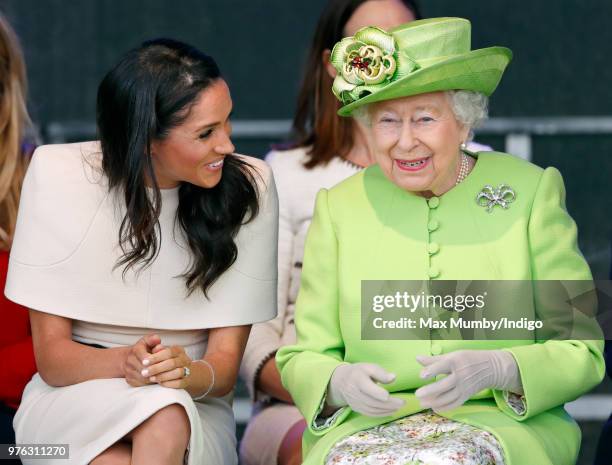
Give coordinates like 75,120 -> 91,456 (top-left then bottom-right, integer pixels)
312,392 -> 349,432
252,349 -> 278,403
240,335 -> 281,401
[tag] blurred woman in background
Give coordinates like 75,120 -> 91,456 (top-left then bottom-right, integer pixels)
0,12 -> 37,455
239,2 -> 423,465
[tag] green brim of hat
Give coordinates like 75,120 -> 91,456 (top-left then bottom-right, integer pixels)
338,46 -> 512,117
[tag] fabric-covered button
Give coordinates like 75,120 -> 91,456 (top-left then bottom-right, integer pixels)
428,266 -> 440,278
431,343 -> 442,355
427,197 -> 440,209
428,242 -> 440,255
427,219 -> 439,232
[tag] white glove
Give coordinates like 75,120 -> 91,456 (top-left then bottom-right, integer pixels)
326,363 -> 405,417
415,350 -> 523,413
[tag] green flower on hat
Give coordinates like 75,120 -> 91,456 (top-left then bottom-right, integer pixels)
330,18 -> 513,117
331,26 -> 419,105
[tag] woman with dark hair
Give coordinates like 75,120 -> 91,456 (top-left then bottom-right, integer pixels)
5,38 -> 277,465
239,2 -> 426,465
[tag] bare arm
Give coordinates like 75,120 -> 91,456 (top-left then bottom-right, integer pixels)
30,310 -> 130,387
257,356 -> 293,403
202,325 -> 252,397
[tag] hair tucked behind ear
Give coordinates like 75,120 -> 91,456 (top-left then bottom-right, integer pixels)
97,38 -> 259,297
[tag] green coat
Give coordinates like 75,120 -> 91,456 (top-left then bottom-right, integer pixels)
276,152 -> 604,465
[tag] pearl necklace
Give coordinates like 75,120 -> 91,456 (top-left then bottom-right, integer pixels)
455,153 -> 470,185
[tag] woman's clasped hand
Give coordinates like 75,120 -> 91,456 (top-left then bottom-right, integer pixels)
124,334 -> 212,396
326,350 -> 524,417
123,334 -> 162,387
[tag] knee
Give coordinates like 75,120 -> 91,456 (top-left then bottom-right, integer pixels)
137,404 -> 191,449
278,420 -> 305,465
91,442 -> 131,465
283,453 -> 303,465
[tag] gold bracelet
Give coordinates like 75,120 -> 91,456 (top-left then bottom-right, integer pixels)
191,359 -> 215,401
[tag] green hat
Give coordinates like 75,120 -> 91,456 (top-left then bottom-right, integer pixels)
331,17 -> 512,116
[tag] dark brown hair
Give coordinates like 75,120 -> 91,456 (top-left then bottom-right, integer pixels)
290,0 -> 421,168
97,38 -> 259,297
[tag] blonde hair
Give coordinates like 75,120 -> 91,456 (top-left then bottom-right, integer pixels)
0,14 -> 31,250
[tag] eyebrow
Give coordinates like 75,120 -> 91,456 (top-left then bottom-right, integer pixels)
375,104 -> 439,114
414,105 -> 439,112
194,110 -> 234,133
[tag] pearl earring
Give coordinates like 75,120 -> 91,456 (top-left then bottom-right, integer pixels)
460,142 -> 467,151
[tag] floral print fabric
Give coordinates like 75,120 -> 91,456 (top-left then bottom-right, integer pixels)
324,411 -> 505,465
504,391 -> 526,416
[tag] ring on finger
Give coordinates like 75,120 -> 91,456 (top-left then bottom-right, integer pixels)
183,366 -> 191,378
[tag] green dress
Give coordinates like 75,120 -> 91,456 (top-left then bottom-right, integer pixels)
276,152 -> 604,465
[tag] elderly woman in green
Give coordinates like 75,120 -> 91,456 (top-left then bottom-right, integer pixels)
276,17 -> 604,465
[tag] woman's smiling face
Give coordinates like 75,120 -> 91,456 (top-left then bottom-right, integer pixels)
151,79 -> 235,189
368,91 -> 469,196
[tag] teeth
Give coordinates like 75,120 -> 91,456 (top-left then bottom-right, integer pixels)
399,159 -> 426,167
207,159 -> 223,168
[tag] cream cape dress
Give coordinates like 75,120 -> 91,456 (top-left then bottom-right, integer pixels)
5,141 -> 278,465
